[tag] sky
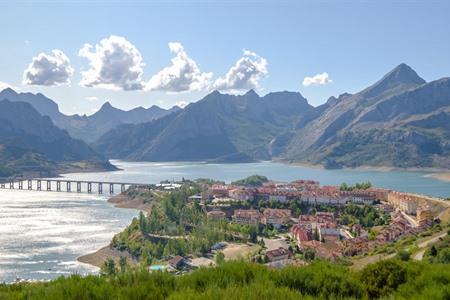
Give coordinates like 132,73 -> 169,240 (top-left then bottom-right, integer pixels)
0,0 -> 449,115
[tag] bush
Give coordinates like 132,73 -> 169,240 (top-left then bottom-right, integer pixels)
397,250 -> 411,261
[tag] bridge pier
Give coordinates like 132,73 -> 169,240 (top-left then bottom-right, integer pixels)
0,180 -> 137,194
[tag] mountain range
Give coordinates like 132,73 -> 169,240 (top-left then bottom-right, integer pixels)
0,100 -> 114,178
94,90 -> 313,162
93,63 -> 450,169
2,63 -> 450,172
0,88 -> 180,143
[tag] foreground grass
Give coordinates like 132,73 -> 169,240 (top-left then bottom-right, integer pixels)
1,259 -> 450,300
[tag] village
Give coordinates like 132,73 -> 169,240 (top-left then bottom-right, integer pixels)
137,176 -> 445,273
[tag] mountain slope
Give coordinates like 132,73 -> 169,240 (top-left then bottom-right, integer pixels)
94,90 -> 313,162
283,64 -> 450,168
0,88 -> 180,143
0,100 -> 113,178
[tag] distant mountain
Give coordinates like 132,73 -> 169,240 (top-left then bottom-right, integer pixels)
0,88 -> 180,143
57,102 -> 181,143
94,90 -> 313,162
283,64 -> 450,168
0,100 -> 114,178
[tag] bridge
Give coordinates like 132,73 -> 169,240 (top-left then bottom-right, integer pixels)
0,179 -> 144,194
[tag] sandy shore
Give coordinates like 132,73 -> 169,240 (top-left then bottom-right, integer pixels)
77,193 -> 152,268
108,193 -> 152,212
426,172 -> 450,183
78,246 -> 139,268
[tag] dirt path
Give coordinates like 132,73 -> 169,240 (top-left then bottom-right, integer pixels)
413,232 -> 447,261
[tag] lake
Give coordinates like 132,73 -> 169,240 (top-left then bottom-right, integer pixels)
0,160 -> 449,282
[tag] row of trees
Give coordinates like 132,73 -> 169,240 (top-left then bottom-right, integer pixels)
340,181 -> 372,191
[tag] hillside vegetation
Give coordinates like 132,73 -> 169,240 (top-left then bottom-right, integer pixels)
1,259 -> 449,299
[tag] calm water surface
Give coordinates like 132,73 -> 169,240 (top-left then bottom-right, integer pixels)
65,160 -> 450,198
1,160 -> 449,282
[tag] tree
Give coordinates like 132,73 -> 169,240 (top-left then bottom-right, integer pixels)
430,245 -> 438,257
313,228 -> 320,241
397,250 -> 410,261
101,259 -> 117,276
304,249 -> 315,261
249,226 -> 258,243
361,260 -> 407,299
139,211 -> 147,233
215,252 -> 225,265
119,256 -> 128,273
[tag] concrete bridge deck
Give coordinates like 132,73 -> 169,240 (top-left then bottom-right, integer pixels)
0,178 -> 145,194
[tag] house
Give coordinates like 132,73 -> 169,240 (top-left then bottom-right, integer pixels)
232,209 -> 261,225
319,227 -> 341,241
262,208 -> 292,228
265,247 -> 290,262
207,209 -> 226,221
229,188 -> 254,201
168,255 -> 185,269
416,206 -> 434,228
340,190 -> 377,205
291,224 -> 312,248
210,185 -> 229,198
342,236 -> 369,256
268,194 -> 287,202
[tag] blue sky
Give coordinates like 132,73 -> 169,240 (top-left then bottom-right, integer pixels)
0,0 -> 449,115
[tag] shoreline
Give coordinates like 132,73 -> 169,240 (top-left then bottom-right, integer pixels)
77,192 -> 151,268
425,172 -> 450,183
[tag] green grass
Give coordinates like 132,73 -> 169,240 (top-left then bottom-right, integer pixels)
1,259 -> 449,299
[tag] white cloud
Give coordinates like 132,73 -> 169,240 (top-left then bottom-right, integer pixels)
85,96 -> 99,102
302,72 -> 332,87
175,100 -> 189,108
0,81 -> 13,91
213,49 -> 268,92
145,42 -> 212,93
79,35 -> 145,91
23,49 -> 74,86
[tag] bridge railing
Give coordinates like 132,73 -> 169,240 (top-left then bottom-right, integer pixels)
0,179 -> 144,194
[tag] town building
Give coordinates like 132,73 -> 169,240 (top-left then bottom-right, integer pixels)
229,188 -> 254,201
416,206 -> 434,228
168,255 -> 185,269
207,209 -> 226,221
232,209 -> 261,225
209,185 -> 230,198
262,208 -> 291,228
265,247 -> 291,262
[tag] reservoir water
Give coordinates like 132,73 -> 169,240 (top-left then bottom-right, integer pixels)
0,160 -> 449,282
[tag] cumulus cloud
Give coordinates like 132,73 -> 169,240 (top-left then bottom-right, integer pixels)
302,72 -> 332,87
79,35 -> 145,91
23,50 -> 74,86
145,42 -> 212,93
213,49 -> 268,92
